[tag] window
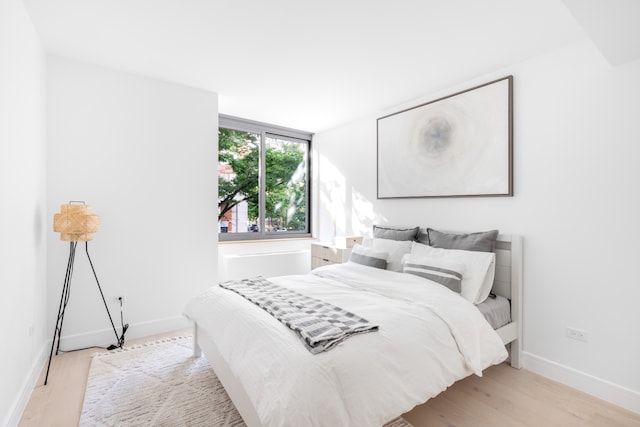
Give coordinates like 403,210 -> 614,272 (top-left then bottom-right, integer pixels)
218,115 -> 312,241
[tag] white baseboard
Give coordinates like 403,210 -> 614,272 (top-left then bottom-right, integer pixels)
523,351 -> 640,414
58,315 -> 191,350
123,316 -> 192,340
4,341 -> 49,427
7,316 -> 191,426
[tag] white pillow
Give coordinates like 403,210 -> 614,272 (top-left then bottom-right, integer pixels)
410,242 -> 496,304
349,244 -> 388,269
402,253 -> 465,293
363,237 -> 412,272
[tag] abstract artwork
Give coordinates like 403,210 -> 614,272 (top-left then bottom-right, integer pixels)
377,76 -> 513,198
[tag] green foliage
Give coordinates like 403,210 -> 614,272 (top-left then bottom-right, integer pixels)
265,138 -> 307,230
218,128 -> 307,231
218,128 -> 259,221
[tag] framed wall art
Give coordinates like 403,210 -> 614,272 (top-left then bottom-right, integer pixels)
377,76 -> 513,199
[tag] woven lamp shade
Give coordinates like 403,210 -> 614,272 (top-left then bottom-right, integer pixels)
53,203 -> 99,242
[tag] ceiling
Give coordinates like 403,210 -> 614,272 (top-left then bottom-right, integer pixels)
22,0 -> 638,132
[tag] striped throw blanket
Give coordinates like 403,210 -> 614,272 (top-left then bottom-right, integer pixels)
220,277 -> 378,354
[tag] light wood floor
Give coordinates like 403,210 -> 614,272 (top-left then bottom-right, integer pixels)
19,329 -> 193,427
20,329 -> 640,427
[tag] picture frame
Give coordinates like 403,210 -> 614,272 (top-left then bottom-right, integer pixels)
377,76 -> 513,199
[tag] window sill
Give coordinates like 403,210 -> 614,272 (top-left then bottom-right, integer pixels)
218,237 -> 316,245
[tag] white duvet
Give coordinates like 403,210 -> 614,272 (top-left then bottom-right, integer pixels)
184,262 -> 507,427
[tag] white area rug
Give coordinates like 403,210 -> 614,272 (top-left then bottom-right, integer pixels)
80,336 -> 413,427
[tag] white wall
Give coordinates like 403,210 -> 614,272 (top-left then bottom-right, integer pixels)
0,0 -> 47,425
313,40 -> 640,411
46,57 -> 218,348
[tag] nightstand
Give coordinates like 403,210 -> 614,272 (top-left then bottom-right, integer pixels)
310,243 -> 352,269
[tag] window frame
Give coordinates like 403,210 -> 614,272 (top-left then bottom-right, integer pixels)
218,114 -> 313,242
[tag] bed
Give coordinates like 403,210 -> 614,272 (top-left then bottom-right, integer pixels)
184,232 -> 523,427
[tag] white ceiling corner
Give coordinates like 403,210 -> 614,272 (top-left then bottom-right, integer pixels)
561,0 -> 640,66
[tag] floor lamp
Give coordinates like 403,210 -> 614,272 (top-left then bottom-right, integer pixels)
44,202 -> 127,385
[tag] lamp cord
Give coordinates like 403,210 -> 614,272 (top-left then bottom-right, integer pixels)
110,297 -> 129,350
56,243 -> 129,353
85,242 -> 128,350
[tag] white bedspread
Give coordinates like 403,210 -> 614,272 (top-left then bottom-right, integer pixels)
184,262 -> 507,427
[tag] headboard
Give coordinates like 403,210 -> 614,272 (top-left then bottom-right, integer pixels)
492,234 -> 523,300
493,233 -> 523,368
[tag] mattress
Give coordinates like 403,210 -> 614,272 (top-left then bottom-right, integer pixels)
477,294 -> 511,330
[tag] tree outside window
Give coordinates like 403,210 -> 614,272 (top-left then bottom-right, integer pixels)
218,116 -> 311,241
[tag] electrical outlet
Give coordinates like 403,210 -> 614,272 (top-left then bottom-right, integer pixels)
110,295 -> 125,304
566,327 -> 588,342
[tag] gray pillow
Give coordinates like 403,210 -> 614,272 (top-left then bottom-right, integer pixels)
402,253 -> 464,293
423,228 -> 499,252
349,244 -> 388,269
373,225 -> 419,241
